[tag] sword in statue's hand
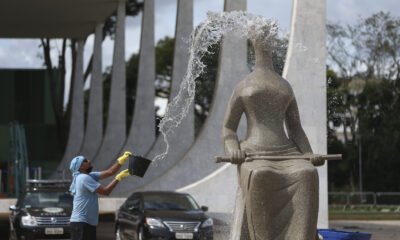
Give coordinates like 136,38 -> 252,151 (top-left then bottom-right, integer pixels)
215,153 -> 342,166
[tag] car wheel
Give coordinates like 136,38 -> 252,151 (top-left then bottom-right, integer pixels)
115,225 -> 122,240
137,226 -> 144,240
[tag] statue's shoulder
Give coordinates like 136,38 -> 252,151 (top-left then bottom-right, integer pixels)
234,75 -> 253,92
279,76 -> 295,92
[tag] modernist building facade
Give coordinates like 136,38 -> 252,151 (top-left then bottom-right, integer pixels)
0,0 -> 328,227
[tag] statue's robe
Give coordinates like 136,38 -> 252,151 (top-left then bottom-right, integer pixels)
231,142 -> 319,240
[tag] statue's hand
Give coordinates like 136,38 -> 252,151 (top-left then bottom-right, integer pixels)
310,154 -> 325,166
229,149 -> 246,164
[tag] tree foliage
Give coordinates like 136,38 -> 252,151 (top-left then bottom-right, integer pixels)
327,12 -> 400,191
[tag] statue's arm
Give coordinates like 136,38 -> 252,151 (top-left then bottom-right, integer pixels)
222,91 -> 245,163
285,98 -> 313,154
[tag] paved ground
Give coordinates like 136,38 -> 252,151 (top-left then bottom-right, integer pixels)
97,214 -> 115,240
98,218 -> 400,240
330,220 -> 400,240
2,214 -> 399,239
97,214 -> 231,240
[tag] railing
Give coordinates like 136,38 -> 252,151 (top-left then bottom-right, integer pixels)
329,192 -> 400,209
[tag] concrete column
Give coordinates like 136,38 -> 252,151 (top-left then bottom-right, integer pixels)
80,23 -> 103,160
94,0 -> 126,167
55,40 -> 85,176
124,0 -> 155,156
283,0 -> 328,228
118,0 -> 248,194
115,0 -> 194,194
170,0 -> 194,100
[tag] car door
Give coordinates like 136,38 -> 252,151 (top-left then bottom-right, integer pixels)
118,197 -> 136,239
124,197 -> 142,239
118,194 -> 142,239
117,202 -> 129,240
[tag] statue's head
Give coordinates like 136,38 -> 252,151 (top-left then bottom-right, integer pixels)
248,22 -> 278,54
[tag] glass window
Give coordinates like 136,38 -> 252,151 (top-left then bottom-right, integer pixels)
124,195 -> 141,209
143,194 -> 200,211
23,192 -> 73,208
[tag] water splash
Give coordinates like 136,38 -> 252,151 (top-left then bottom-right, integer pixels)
153,11 -> 279,162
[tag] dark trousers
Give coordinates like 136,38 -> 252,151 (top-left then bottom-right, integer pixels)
70,222 -> 97,240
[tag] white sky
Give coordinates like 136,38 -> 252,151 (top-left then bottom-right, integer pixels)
0,0 -> 398,108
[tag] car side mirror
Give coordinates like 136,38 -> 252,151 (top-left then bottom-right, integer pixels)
128,205 -> 140,212
9,205 -> 19,211
201,206 -> 208,212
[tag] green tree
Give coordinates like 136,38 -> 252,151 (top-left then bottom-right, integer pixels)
357,80 -> 400,191
155,37 -> 175,98
327,11 -> 400,191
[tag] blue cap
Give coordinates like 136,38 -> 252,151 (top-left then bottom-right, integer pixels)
69,155 -> 86,195
69,155 -> 86,173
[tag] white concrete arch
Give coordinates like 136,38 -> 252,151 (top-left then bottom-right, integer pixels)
80,23 -> 104,161
92,0 -> 127,167
112,0 -> 248,195
114,0 -> 194,194
282,0 -> 328,228
123,0 -> 157,158
54,40 -> 85,178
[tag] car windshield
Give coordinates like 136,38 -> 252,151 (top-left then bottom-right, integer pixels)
143,194 -> 200,211
22,192 -> 73,208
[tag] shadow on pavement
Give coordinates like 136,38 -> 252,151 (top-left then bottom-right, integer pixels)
98,213 -> 116,240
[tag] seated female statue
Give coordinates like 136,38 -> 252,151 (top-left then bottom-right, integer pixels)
222,27 -> 324,240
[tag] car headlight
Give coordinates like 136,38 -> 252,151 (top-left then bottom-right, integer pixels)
145,217 -> 166,229
21,215 -> 38,226
201,218 -> 213,228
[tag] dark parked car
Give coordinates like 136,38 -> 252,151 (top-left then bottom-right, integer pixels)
115,191 -> 213,240
9,180 -> 72,240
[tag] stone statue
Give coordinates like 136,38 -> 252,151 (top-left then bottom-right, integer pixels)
221,27 -> 324,240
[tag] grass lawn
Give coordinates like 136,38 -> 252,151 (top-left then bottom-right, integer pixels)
329,205 -> 400,220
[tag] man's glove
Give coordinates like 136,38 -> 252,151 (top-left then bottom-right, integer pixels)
117,151 -> 133,165
115,169 -> 130,182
